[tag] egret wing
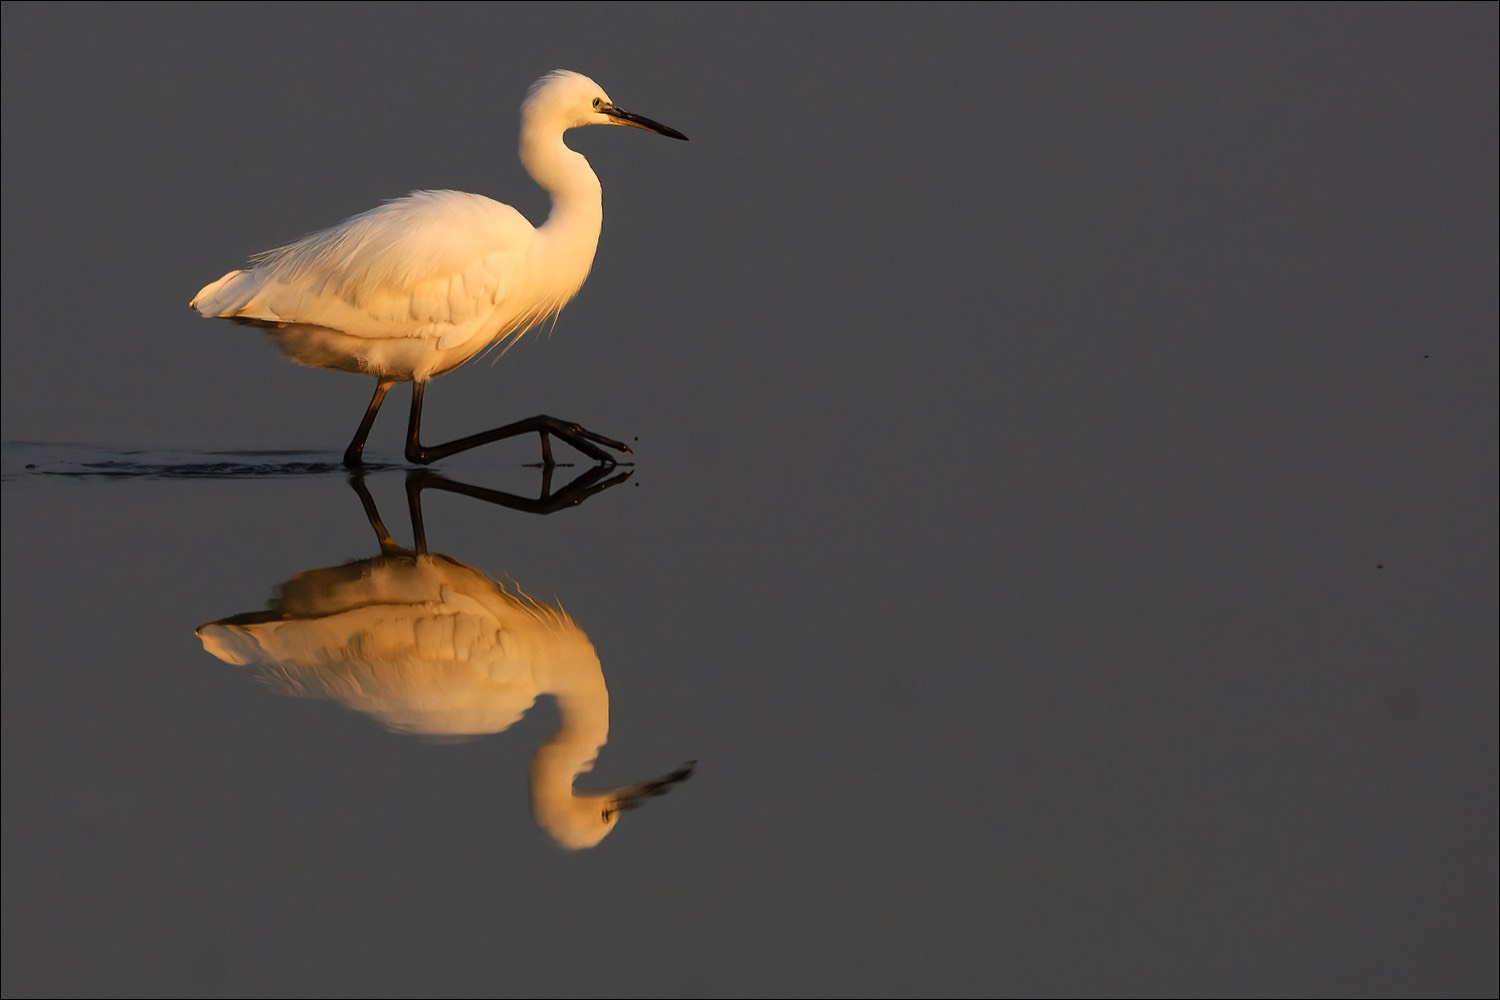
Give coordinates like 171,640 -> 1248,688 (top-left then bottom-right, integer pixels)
190,190 -> 532,351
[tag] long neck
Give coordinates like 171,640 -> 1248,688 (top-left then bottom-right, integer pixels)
527,635 -> 616,849
529,637 -> 610,789
519,122 -> 604,268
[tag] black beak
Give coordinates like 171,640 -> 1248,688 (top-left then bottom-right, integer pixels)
611,760 -> 697,813
605,105 -> 689,141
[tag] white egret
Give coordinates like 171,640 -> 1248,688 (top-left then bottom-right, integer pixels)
190,70 -> 687,467
196,474 -> 694,849
198,555 -> 693,849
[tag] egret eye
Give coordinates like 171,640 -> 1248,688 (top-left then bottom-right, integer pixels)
592,97 -> 602,109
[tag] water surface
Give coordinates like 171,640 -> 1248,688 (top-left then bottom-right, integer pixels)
4,5 -> 1496,996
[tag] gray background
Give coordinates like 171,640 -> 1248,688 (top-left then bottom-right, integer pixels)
3,3 -> 1496,996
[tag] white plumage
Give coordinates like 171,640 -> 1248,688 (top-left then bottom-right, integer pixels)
193,191 -> 534,370
198,549 -> 693,850
191,70 -> 687,466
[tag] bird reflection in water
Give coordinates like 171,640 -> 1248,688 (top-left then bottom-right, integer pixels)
196,468 -> 693,849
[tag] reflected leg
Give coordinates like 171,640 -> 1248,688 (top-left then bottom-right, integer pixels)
405,465 -> 632,517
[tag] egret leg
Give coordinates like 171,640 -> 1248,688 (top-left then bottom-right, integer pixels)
343,378 -> 396,468
405,465 -> 633,516
402,381 -> 633,467
347,471 -> 404,553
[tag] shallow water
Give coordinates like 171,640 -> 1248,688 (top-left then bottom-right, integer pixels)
4,5 -> 1497,996
5,435 -> 1495,995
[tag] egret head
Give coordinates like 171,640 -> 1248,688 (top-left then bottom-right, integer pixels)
532,760 -> 696,851
523,69 -> 688,140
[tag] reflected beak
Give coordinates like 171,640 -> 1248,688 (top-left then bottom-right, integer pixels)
603,104 -> 689,141
611,760 -> 697,814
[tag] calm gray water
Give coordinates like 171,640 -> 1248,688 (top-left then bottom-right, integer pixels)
3,5 -> 1496,997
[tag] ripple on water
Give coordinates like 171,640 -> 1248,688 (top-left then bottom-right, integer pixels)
1,441 -> 394,482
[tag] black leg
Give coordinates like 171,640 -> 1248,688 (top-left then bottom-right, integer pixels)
341,464 -> 631,558
347,471 -> 404,553
402,381 -> 633,467
405,465 -> 633,516
344,378 -> 396,467
404,474 -> 429,555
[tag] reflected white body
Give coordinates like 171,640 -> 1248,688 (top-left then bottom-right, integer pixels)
198,553 -> 623,849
